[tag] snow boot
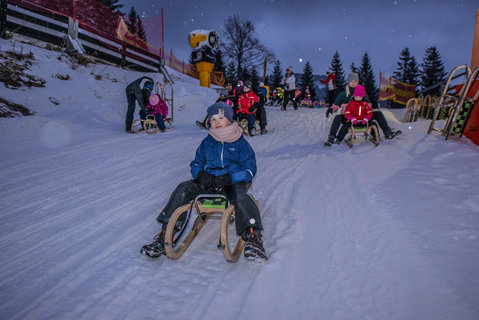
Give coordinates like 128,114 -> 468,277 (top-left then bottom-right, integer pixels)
140,229 -> 166,258
324,135 -> 335,147
261,128 -> 268,135
249,127 -> 256,136
243,228 -> 268,262
385,129 -> 402,139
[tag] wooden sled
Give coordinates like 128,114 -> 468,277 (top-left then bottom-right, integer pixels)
237,119 -> 260,135
164,194 -> 245,263
131,115 -> 173,134
345,123 -> 380,148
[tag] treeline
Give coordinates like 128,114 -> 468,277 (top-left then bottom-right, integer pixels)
99,0 -> 147,43
209,15 -> 448,106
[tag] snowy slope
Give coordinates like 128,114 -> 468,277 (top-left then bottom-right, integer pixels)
1,39 -> 479,320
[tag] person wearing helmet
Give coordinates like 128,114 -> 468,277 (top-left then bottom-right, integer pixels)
125,76 -> 154,133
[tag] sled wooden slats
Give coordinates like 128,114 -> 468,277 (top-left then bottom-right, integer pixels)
427,65 -> 471,135
345,125 -> 379,148
164,194 -> 245,262
445,66 -> 479,140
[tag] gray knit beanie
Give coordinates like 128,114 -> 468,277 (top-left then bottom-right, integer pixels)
347,73 -> 359,83
207,102 -> 233,122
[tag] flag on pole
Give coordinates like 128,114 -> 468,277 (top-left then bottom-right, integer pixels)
391,77 -> 416,105
379,71 -> 395,101
115,17 -> 148,50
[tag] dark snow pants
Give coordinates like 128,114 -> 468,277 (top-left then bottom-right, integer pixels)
156,180 -> 263,235
328,114 -> 347,138
371,110 -> 392,137
329,110 -> 392,139
283,90 -> 298,110
256,103 -> 268,130
125,88 -> 147,132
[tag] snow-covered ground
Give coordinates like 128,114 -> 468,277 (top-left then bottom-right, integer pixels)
1,39 -> 479,320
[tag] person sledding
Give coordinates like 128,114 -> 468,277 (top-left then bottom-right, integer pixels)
141,102 -> 268,262
146,93 -> 168,132
334,85 -> 379,143
237,80 -> 261,136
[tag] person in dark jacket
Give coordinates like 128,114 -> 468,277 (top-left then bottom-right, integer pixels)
141,102 -> 268,262
125,76 -> 154,133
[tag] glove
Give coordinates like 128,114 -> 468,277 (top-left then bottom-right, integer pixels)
361,119 -> 368,125
196,170 -> 214,188
350,118 -> 358,124
248,103 -> 258,113
326,108 -> 333,118
213,173 -> 232,189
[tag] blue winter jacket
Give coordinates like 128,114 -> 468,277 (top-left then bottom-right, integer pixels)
190,134 -> 256,184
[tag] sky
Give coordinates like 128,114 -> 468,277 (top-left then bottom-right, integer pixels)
119,0 -> 478,78
1,37 -> 479,319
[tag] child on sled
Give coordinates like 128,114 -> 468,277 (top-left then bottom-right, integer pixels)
335,85 -> 378,142
141,102 -> 268,262
237,80 -> 260,136
146,93 -> 168,132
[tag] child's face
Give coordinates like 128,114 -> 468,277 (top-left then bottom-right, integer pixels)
210,114 -> 230,129
354,95 -> 363,101
244,87 -> 251,92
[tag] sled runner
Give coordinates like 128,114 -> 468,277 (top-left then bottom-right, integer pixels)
164,193 -> 248,262
345,122 -> 380,148
131,116 -> 173,134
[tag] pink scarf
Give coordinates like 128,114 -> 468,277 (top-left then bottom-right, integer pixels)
209,122 -> 243,143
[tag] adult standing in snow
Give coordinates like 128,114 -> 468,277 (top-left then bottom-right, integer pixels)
141,102 -> 268,262
282,66 -> 298,110
125,76 -> 154,133
321,69 -> 336,107
324,73 -> 401,146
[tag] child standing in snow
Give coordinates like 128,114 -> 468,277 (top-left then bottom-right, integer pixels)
335,85 -> 377,142
146,94 -> 168,132
141,102 -> 268,262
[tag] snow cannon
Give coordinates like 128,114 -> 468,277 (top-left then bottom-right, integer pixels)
188,29 -> 218,88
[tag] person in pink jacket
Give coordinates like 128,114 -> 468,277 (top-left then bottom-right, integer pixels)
336,85 -> 377,142
146,94 -> 168,132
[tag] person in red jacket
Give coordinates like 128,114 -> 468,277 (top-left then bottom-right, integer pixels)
237,80 -> 259,136
320,69 -> 336,107
336,85 -> 378,142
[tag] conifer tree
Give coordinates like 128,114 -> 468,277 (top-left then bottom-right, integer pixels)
330,51 -> 345,90
136,17 -> 147,43
126,7 -> 147,43
98,0 -> 124,12
299,61 -> 315,92
213,48 -> 226,73
358,52 -> 378,107
350,62 -> 359,74
225,61 -> 236,84
126,7 -> 138,35
394,47 -> 419,84
271,60 -> 283,88
250,67 -> 260,91
420,46 -> 447,94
